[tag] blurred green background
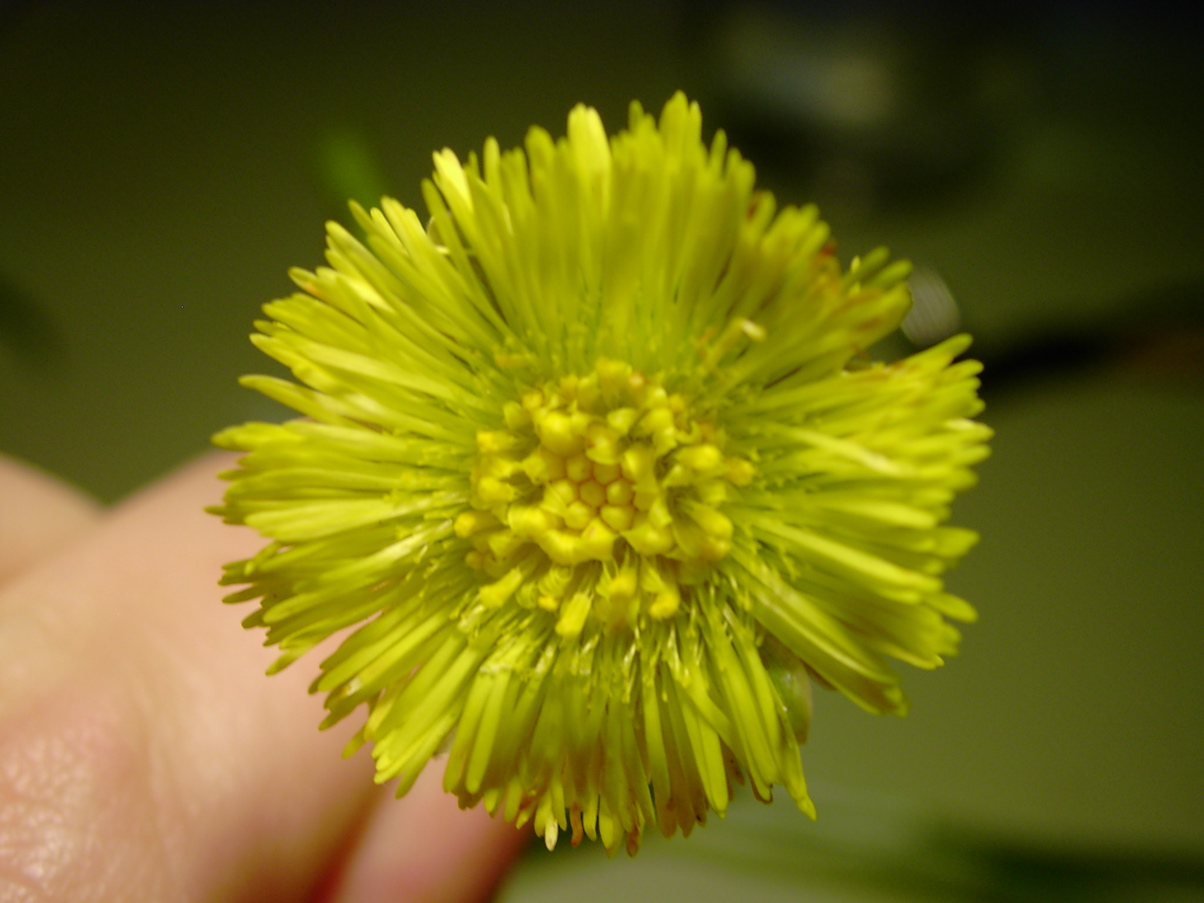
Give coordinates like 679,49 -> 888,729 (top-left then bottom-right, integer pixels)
2,2 -> 1202,900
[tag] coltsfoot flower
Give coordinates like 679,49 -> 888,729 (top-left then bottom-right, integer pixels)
211,93 -> 990,855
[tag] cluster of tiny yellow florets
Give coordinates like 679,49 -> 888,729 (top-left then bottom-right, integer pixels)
456,358 -> 753,634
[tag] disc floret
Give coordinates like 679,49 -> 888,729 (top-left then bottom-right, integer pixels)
460,358 -> 753,635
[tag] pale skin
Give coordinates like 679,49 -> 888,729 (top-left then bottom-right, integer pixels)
0,453 -> 529,903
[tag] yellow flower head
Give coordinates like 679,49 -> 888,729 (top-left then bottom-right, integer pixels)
211,93 -> 990,855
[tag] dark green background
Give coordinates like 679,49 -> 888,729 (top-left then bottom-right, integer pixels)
2,3 -> 1201,899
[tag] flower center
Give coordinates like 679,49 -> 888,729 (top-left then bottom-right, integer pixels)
457,358 -> 753,632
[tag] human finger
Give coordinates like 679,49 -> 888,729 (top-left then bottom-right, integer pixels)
0,453 -> 100,586
0,453 -> 375,902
